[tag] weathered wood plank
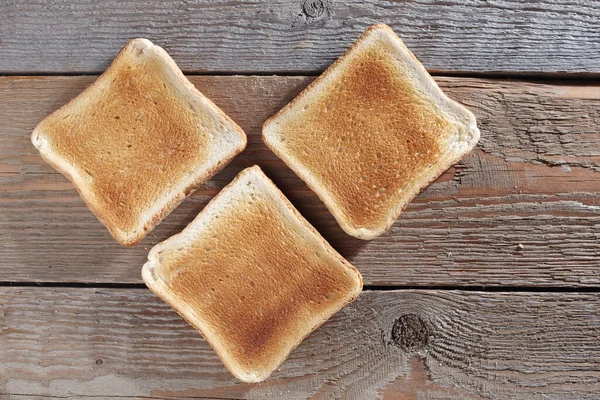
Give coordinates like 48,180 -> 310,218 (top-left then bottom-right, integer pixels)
1,76 -> 600,286
1,0 -> 599,74
1,287 -> 599,399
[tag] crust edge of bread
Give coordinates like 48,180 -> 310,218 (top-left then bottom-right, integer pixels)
142,165 -> 363,382
31,38 -> 247,246
262,23 -> 480,240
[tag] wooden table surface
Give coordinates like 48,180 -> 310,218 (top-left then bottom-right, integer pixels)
1,1 -> 599,399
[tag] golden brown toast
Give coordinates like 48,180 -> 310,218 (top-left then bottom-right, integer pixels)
142,166 -> 362,382
263,24 -> 479,239
31,38 -> 246,246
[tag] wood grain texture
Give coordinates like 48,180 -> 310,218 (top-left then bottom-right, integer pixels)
1,0 -> 599,74
1,287 -> 599,399
2,75 -> 600,286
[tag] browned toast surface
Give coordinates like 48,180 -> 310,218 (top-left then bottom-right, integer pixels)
32,38 -> 246,245
142,166 -> 362,382
263,24 -> 479,239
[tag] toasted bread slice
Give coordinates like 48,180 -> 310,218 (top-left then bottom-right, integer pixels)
31,38 -> 246,246
263,24 -> 479,239
142,165 -> 362,382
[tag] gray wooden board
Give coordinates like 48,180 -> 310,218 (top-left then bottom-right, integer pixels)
1,75 -> 600,286
1,0 -> 599,74
1,287 -> 599,399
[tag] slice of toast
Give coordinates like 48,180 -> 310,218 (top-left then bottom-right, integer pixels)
263,24 -> 480,240
31,38 -> 246,246
142,165 -> 362,382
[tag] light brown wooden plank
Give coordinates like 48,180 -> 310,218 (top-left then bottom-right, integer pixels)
1,76 -> 600,286
1,287 -> 599,399
1,1 -> 599,74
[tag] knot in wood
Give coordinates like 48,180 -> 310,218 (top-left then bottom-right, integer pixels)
302,0 -> 325,18
391,314 -> 429,351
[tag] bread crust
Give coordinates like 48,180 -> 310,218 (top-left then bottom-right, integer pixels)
263,24 -> 480,239
31,38 -> 247,246
142,166 -> 362,382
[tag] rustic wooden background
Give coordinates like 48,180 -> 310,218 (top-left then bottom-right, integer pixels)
1,1 -> 599,399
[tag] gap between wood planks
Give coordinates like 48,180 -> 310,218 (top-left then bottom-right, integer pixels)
2,71 -> 600,82
1,281 -> 600,293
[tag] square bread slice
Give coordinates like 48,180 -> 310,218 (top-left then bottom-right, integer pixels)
263,24 -> 480,240
31,38 -> 246,246
142,165 -> 362,382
